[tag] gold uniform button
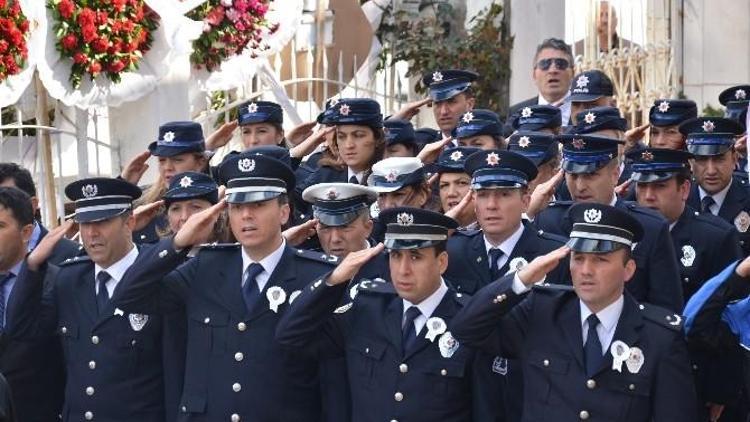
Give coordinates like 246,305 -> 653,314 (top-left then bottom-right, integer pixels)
399,364 -> 408,373
543,359 -> 550,367
231,413 -> 240,422
91,336 -> 99,345
232,383 -> 241,392
579,410 -> 590,420
394,392 -> 404,402
586,379 -> 596,389
237,322 -> 247,332
88,361 -> 96,370
85,386 -> 94,396
440,369 -> 448,376
84,411 -> 93,420
234,352 -> 244,362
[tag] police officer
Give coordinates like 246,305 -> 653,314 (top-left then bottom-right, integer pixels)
509,104 -> 563,134
383,119 -> 419,158
421,69 -> 479,141
719,85 -> 750,184
236,100 -> 285,149
10,177 -> 168,421
454,109 -> 505,150
452,203 -> 698,422
531,134 -> 684,311
569,70 -> 615,125
682,117 -> 750,256
507,131 -> 561,194
646,99 -> 698,150
277,207 -> 496,422
444,150 -> 569,295
432,146 -> 481,228
113,153 -> 338,421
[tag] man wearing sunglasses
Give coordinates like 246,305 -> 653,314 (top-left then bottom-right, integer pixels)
508,38 -> 575,127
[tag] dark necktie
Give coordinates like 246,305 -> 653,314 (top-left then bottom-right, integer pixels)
96,271 -> 111,315
401,306 -> 422,355
584,314 -> 604,376
0,273 -> 13,330
349,175 -> 359,185
242,263 -> 264,314
488,248 -> 504,281
700,195 -> 716,214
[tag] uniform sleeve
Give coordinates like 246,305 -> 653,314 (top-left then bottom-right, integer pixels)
652,334 -> 699,422
646,221 -> 684,312
5,262 -> 59,341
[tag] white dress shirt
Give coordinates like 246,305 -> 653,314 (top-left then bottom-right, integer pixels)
538,93 -> 572,125
402,279 -> 448,336
94,245 -> 139,298
347,168 -> 367,185
241,239 -> 286,293
580,296 -> 624,355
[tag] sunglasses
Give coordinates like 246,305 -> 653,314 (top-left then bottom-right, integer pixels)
535,58 -> 571,71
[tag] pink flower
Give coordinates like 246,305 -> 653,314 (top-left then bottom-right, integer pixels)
225,7 -> 239,23
205,6 -> 224,26
220,0 -> 233,7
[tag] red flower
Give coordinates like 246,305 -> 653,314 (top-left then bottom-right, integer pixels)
0,40 -> 7,54
0,0 -> 7,10
4,55 -> 18,75
73,52 -> 88,64
18,19 -> 28,32
92,37 -> 109,53
81,24 -> 97,43
61,33 -> 78,50
96,11 -> 109,25
106,60 -> 125,73
57,0 -> 75,20
88,60 -> 102,75
205,6 -> 225,26
112,0 -> 126,12
77,8 -> 96,27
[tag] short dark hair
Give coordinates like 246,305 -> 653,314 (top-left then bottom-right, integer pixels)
673,168 -> 692,186
0,163 -> 36,197
433,240 -> 447,255
0,187 -> 34,226
533,38 -> 574,66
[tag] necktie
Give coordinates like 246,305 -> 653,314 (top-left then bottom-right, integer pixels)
488,248 -> 504,281
96,271 -> 111,315
242,263 -> 264,314
348,175 -> 359,184
401,306 -> 422,355
0,273 -> 13,330
700,196 -> 716,214
584,314 -> 604,376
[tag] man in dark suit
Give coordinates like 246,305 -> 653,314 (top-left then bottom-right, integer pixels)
530,134 -> 684,312
682,117 -> 750,256
277,207 -> 497,422
508,38 -> 574,128
0,187 -> 63,422
8,178 -> 168,422
452,203 -> 698,422
113,153 -> 338,421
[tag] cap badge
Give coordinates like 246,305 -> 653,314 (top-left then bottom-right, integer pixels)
438,331 -> 460,358
657,100 -> 670,113
396,212 -> 414,226
431,71 -> 443,83
128,313 -> 149,331
325,188 -> 338,200
640,151 -> 654,161
449,150 -> 463,161
571,138 -> 586,149
385,169 -> 399,182
162,131 -> 175,143
583,208 -> 602,223
238,158 -> 256,172
702,120 -> 715,133
462,111 -> 474,123
734,211 -> 750,233
81,184 -> 98,198
485,152 -> 501,166
576,75 -> 590,88
518,136 -> 531,148
736,89 -> 747,100
179,176 -> 194,188
521,107 -> 532,118
584,112 -> 596,124
339,104 -> 351,116
247,102 -> 259,114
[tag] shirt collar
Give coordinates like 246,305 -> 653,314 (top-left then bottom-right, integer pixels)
347,168 -> 366,184
402,278 -> 448,319
483,223 -> 525,257
699,182 -> 731,211
580,295 -> 624,335
4,259 -> 23,278
94,245 -> 139,283
241,239 -> 286,276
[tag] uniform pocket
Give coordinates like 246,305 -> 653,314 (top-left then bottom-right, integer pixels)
188,309 -> 230,355
347,337 -> 386,388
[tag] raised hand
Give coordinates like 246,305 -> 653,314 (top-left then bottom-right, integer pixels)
614,178 -> 633,198
282,219 -> 318,246
28,220 -> 75,271
417,136 -> 452,164
290,126 -> 335,159
205,120 -> 239,151
173,199 -> 227,250
120,151 -> 151,185
527,169 -> 564,218
327,243 -> 385,286
286,120 -> 318,146
624,123 -> 649,151
445,190 -> 475,228
389,98 -> 432,121
517,246 -> 570,286
133,200 -> 164,232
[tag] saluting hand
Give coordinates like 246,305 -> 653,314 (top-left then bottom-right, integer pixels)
205,120 -> 239,151
527,169 -> 564,219
624,123 -> 649,151
120,151 -> 151,185
327,243 -> 385,286
517,246 -> 570,286
390,98 -> 432,121
445,190 -> 475,228
417,136 -> 452,164
173,199 -> 227,250
133,200 -> 164,232
283,219 -> 318,246
290,126 -> 335,159
28,220 -> 75,271
286,120 -> 318,146
734,254 -> 750,278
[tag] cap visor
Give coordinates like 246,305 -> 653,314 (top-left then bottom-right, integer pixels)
75,208 -> 130,223
562,160 -> 609,174
569,94 -> 603,103
227,191 -> 282,204
384,238 -> 443,250
687,144 -> 732,156
566,237 -> 629,253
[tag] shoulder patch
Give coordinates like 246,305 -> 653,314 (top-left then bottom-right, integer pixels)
357,278 -> 396,295
199,242 -> 240,250
59,255 -> 92,266
638,302 -> 683,332
295,248 -> 339,265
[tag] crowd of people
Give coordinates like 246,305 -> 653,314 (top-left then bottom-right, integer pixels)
0,35 -> 748,422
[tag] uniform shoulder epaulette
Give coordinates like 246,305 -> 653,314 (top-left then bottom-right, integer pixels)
60,255 -> 92,266
451,290 -> 471,306
548,200 -> 574,208
199,242 -> 240,250
294,248 -> 339,265
638,302 -> 683,332
531,283 -> 575,297
453,228 -> 481,237
356,278 -> 396,295
692,211 -> 735,231
536,229 -> 568,244
623,202 -> 665,222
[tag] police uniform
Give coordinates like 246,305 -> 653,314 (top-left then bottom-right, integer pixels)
568,70 -> 614,106
422,69 -> 479,104
414,127 -> 441,153
509,104 -> 562,133
719,86 -> 750,183
8,177 -> 168,422
431,146 -> 481,228
113,154 -> 338,422
384,119 -> 418,156
648,99 -> 698,138
681,117 -> 750,256
452,203 -> 698,422
367,157 -> 427,243
277,207 -> 498,422
134,122 -> 207,244
534,135 -> 684,312
507,131 -> 560,168
454,109 -> 503,145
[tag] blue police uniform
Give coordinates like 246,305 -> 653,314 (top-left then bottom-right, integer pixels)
509,104 -> 562,132
113,155 -> 339,421
383,119 -> 418,155
452,203 -> 698,422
